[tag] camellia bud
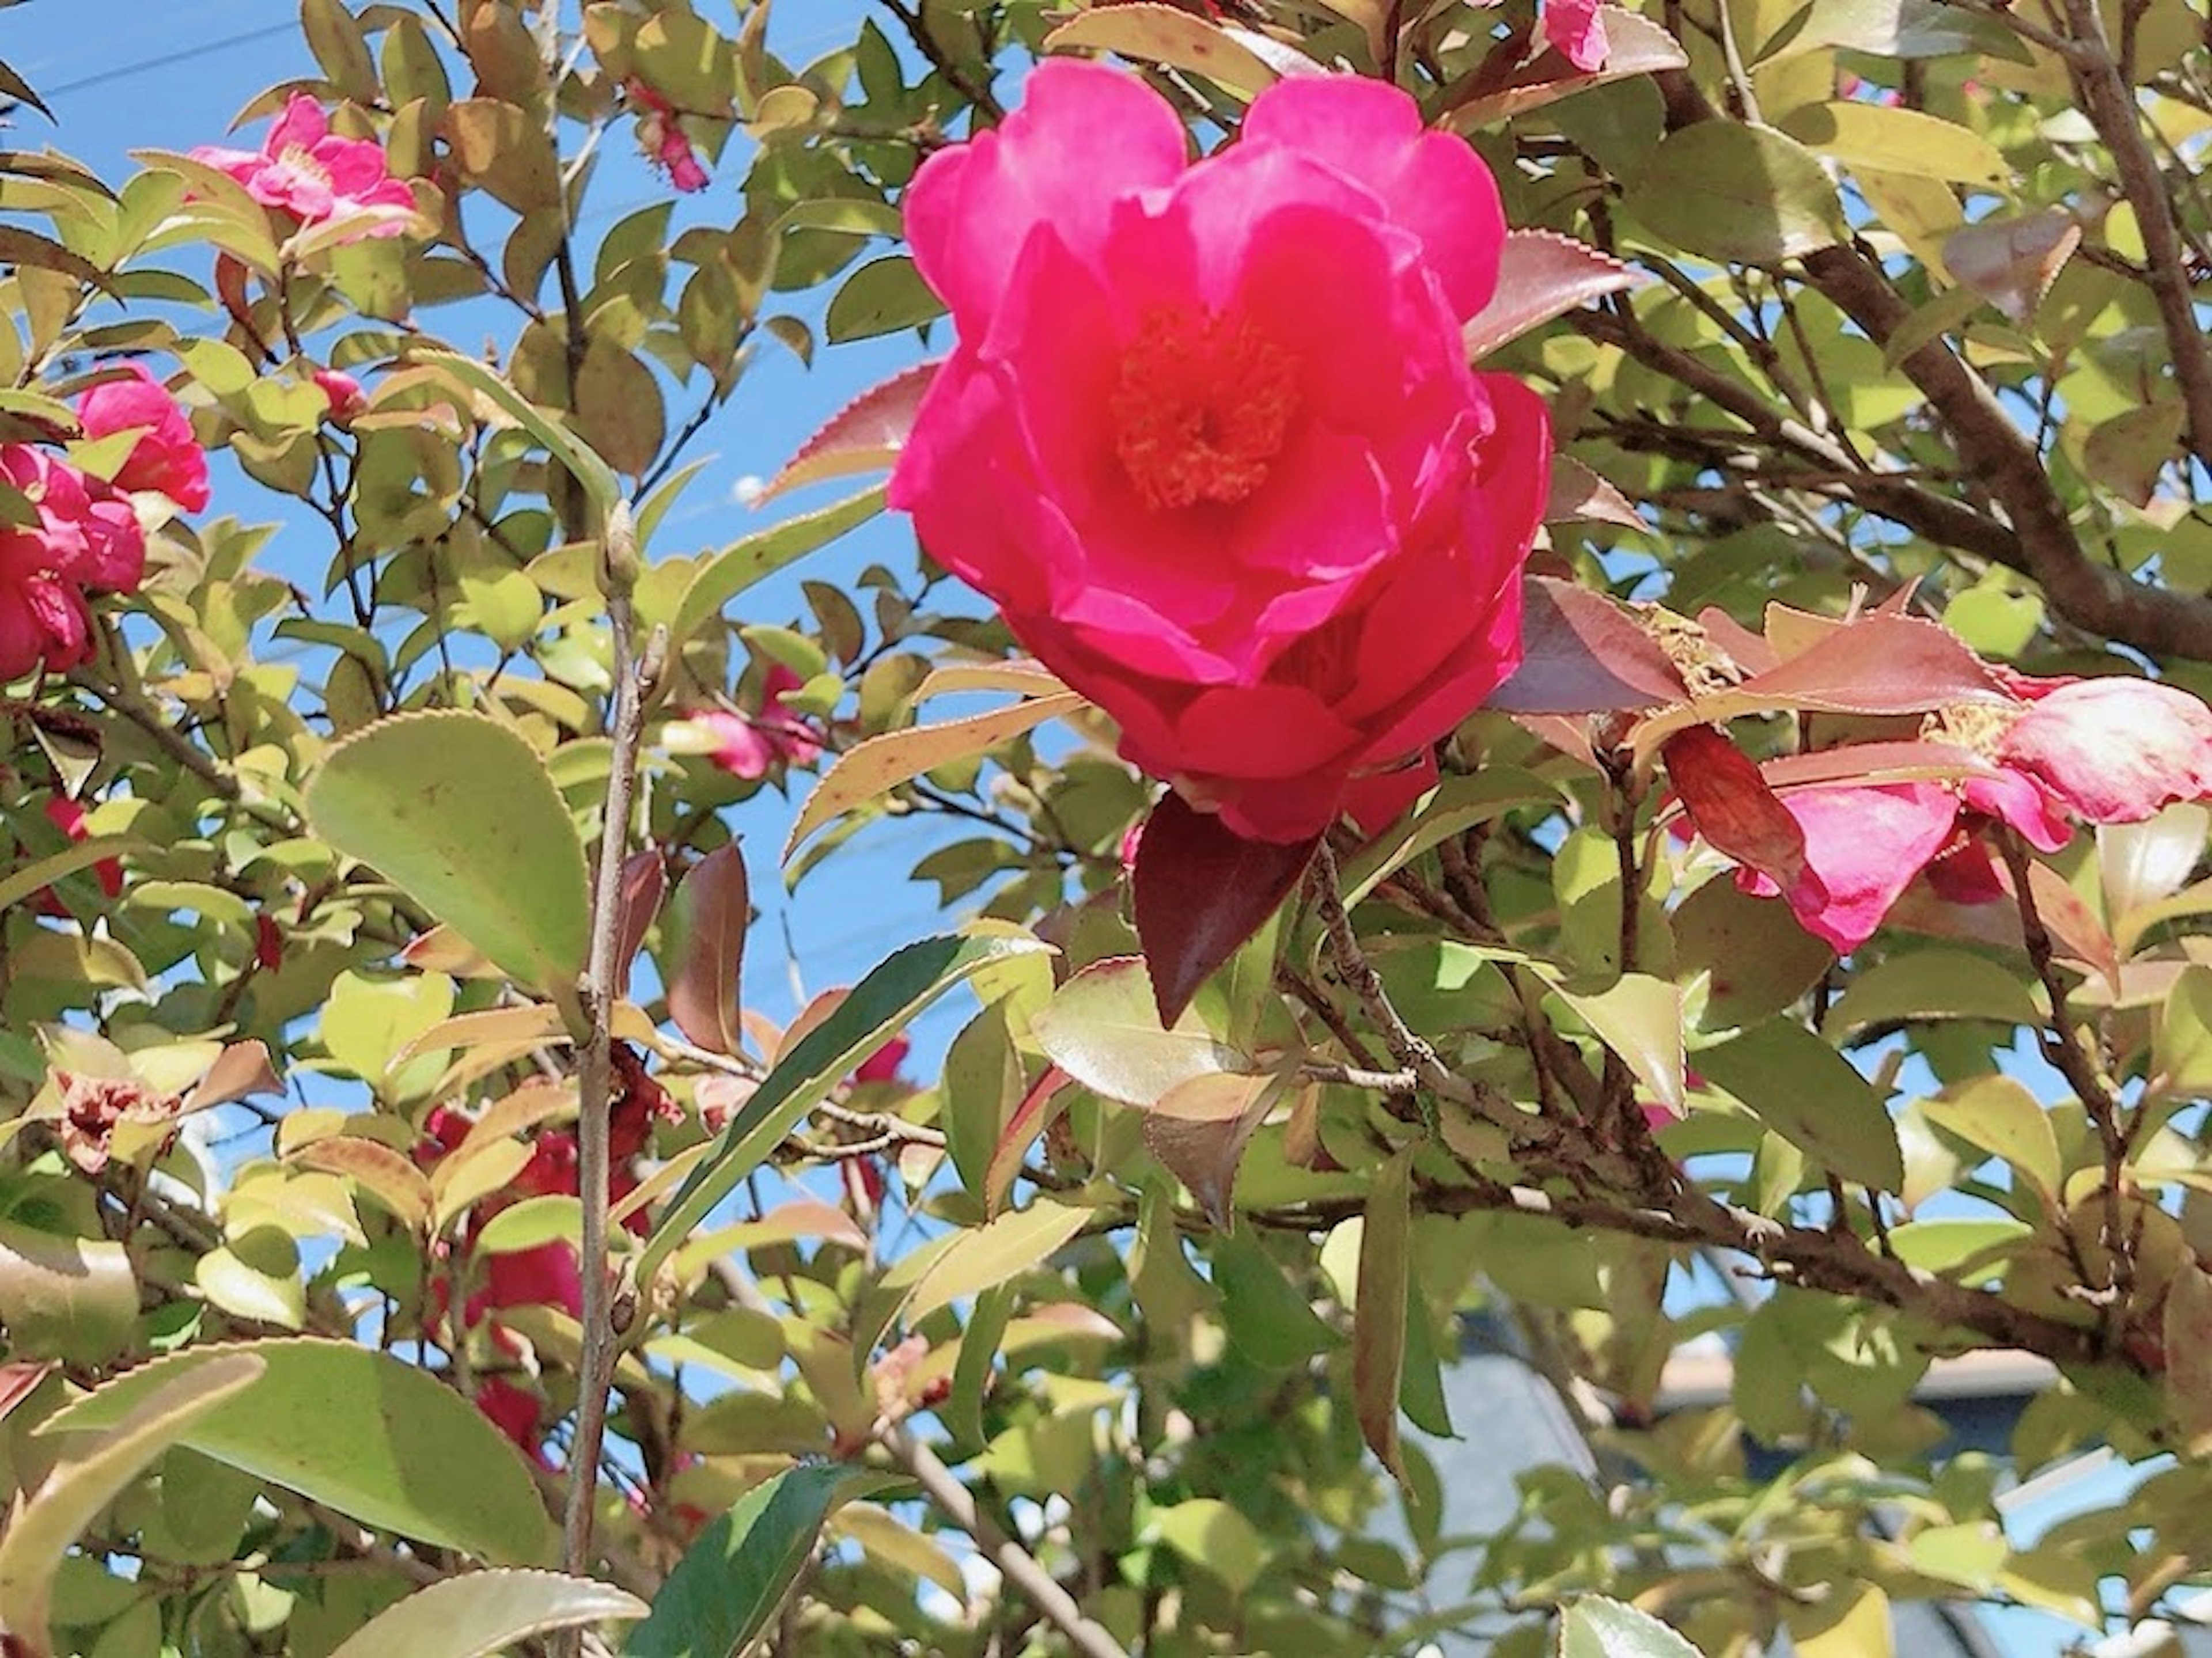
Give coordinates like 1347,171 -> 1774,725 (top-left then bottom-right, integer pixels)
598,498 -> 640,597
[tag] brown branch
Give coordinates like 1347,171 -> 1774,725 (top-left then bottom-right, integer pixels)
2062,0 -> 2212,474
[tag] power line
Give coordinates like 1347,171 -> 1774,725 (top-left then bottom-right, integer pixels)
36,22 -> 295,101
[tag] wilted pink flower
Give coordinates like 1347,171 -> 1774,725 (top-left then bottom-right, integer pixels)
0,446 -> 146,681
627,80 -> 710,193
888,62 -> 1547,844
1684,673 -> 2212,952
1544,0 -> 1611,70
1995,677 -> 2212,825
77,365 -> 209,512
190,94 -> 416,243
312,367 -> 366,426
698,663 -> 823,780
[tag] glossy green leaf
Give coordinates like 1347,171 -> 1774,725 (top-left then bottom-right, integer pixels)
416,348 -> 620,519
39,1340 -> 556,1565
1919,1075 -> 2061,1204
0,1221 -> 136,1365
1559,1596 -> 1706,1658
305,712 -> 590,1011
1033,957 -> 1252,1109
2156,965 -> 2212,1097
1695,1020 -> 1904,1191
904,1198 -> 1094,1324
1779,102 -> 2008,187
671,484 -> 886,649
623,1465 -> 899,1657
1826,948 -> 2044,1035
1148,1498 -> 1268,1593
1354,1151 -> 1412,1483
1216,1230 -> 1340,1369
1624,123 -> 1843,264
0,1353 -> 262,1658
1552,974 -> 1684,1116
639,932 -> 1053,1284
328,1571 -> 648,1658
824,256 -> 945,344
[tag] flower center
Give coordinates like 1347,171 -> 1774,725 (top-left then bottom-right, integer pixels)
1926,700 -> 2023,756
1110,307 -> 1299,512
276,143 -> 334,191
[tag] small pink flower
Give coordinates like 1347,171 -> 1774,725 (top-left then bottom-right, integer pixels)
851,1035 -> 910,1087
0,446 -> 146,681
474,1375 -> 545,1457
33,796 -> 124,917
77,365 -> 209,512
312,367 -> 366,426
699,663 -> 823,780
190,94 -> 416,244
627,80 -> 710,194
1544,0 -> 1611,70
888,63 -> 1546,845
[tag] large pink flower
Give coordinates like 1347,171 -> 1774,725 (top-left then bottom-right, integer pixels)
77,365 -> 210,513
190,94 -> 416,243
0,446 -> 146,681
1995,676 -> 2212,824
888,63 -> 1547,843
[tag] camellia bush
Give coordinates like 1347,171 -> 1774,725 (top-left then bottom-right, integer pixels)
4,0 -> 2212,1653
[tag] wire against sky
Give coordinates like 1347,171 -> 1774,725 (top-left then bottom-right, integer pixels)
38,22 -> 296,100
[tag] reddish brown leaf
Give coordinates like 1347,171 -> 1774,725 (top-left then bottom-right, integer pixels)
1943,208 -> 2080,324
1488,577 -> 1690,715
666,843 -> 750,1056
1727,612 -> 2010,716
0,1363 -> 53,1426
1353,1150 -> 1413,1484
1543,455 -> 1645,528
985,1064 -> 1075,1218
1464,231 -> 1641,362
760,358 -> 940,503
1143,1073 -> 1278,1230
613,848 -> 665,1001
1694,606 -> 1778,676
1663,725 -> 1817,898
1132,791 -> 1317,1028
181,1041 -> 283,1114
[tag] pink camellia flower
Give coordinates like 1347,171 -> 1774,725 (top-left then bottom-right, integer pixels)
77,365 -> 210,513
190,94 -> 416,243
888,62 -> 1548,844
851,1034 -> 911,1087
312,368 -> 367,426
0,446 -> 146,681
1680,673 -> 2212,952
698,663 -> 824,780
627,81 -> 710,194
1544,0 -> 1612,70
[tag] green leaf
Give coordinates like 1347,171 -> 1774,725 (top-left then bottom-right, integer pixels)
1147,1498 -> 1268,1593
0,1221 -> 137,1365
328,1570 -> 648,1658
904,1198 -> 1094,1324
302,0 -> 380,104
1778,102 -> 2009,188
415,348 -> 620,521
785,692 -> 1081,860
638,932 -> 1053,1285
1826,948 -> 2044,1035
623,1465 -> 898,1658
670,484 -> 885,649
1559,1596 -> 1707,1658
2156,966 -> 2212,1097
824,256 -> 945,344
0,1353 -> 263,1657
1552,974 -> 1684,1116
1624,123 -> 1843,265
1354,1151 -> 1413,1484
0,833 -> 135,917
39,1340 -> 556,1565
305,712 -> 590,1012
1032,957 -> 1251,1109
1695,1020 -> 1905,1192
1918,1076 -> 2061,1205
1215,1230 -> 1340,1369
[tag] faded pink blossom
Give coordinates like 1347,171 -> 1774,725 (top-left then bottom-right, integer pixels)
191,94 -> 416,243
1692,673 -> 2212,951
77,365 -> 209,512
888,62 -> 1547,844
1544,0 -> 1611,70
698,663 -> 823,780
628,81 -> 710,194
1995,677 -> 2212,825
0,446 -> 146,681
312,368 -> 367,425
